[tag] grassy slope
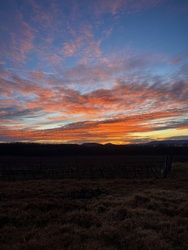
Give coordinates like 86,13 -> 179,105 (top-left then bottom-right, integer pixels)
0,161 -> 188,250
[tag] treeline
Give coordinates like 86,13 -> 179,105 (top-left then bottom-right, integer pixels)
0,142 -> 187,156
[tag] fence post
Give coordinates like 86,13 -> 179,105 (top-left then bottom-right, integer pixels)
163,155 -> 173,178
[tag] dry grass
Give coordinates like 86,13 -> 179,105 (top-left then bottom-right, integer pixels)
0,161 -> 188,250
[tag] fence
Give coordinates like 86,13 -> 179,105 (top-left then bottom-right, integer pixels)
0,155 -> 173,181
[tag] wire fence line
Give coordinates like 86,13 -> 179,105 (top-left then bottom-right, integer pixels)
0,155 -> 173,181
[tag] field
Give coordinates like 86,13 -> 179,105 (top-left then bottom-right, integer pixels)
0,158 -> 188,250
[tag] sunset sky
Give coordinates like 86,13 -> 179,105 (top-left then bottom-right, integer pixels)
0,0 -> 188,144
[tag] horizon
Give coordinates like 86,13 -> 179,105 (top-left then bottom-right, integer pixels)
1,138 -> 188,146
0,0 -> 188,144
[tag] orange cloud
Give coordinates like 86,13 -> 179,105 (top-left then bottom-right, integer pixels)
1,107 -> 187,144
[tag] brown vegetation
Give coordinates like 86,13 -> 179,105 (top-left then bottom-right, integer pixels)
0,161 -> 188,250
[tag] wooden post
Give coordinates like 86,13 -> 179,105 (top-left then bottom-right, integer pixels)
163,155 -> 173,178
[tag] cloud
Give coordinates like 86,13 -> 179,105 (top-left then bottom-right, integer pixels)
0,0 -> 167,74
0,0 -> 187,143
1,0 -> 164,71
1,108 -> 187,143
63,62 -> 111,85
165,135 -> 188,141
0,62 -> 187,129
0,5 -> 35,65
62,42 -> 78,57
0,107 -> 42,120
92,0 -> 163,16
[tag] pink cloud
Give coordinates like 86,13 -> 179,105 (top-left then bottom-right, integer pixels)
62,42 -> 78,57
1,9 -> 35,65
61,31 -> 101,61
83,40 -> 102,58
93,0 -> 162,16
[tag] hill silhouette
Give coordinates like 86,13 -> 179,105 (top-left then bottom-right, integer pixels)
0,141 -> 187,156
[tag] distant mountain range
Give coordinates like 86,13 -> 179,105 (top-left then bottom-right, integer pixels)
145,140 -> 188,146
83,140 -> 188,147
0,140 -> 187,156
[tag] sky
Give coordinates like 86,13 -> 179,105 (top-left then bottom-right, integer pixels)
0,0 -> 188,144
